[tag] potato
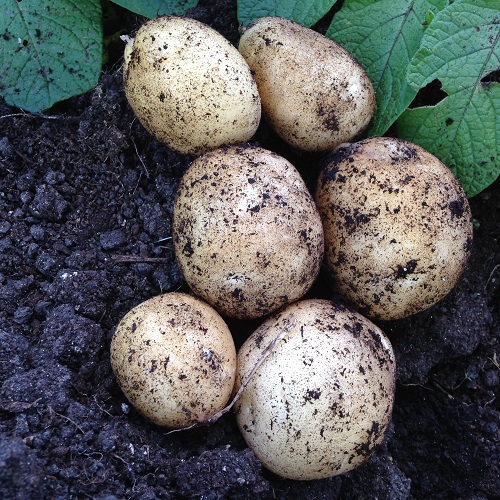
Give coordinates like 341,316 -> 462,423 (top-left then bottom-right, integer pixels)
238,17 -> 375,152
123,16 -> 261,155
172,145 -> 324,319
110,292 -> 236,428
315,137 -> 473,320
234,299 -> 395,480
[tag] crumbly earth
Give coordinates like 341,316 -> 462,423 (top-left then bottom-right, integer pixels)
0,1 -> 499,498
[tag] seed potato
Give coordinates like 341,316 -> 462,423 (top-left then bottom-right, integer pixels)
172,145 -> 324,319
234,299 -> 396,480
238,17 -> 375,152
110,292 -> 236,428
316,137 -> 473,320
123,16 -> 261,155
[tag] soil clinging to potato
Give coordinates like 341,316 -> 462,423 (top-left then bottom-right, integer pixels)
0,1 -> 499,498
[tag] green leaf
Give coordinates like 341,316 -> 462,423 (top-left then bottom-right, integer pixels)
326,0 -> 448,136
237,0 -> 338,27
110,0 -> 199,19
0,0 -> 102,113
396,0 -> 500,197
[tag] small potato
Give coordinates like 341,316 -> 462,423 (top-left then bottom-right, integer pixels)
110,293 -> 236,428
238,17 -> 375,152
234,299 -> 396,480
172,145 -> 324,319
315,137 -> 473,320
123,16 -> 261,155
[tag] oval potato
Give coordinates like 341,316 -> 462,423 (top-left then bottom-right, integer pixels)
123,16 -> 261,155
234,299 -> 396,480
173,145 -> 324,319
238,17 -> 375,152
315,137 -> 473,320
110,292 -> 236,428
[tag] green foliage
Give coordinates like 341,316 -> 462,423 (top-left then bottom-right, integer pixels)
111,0 -> 198,18
237,0 -> 338,27
0,0 -> 196,112
327,0 -> 499,197
0,0 -> 102,112
396,0 -> 500,198
326,0 -> 448,137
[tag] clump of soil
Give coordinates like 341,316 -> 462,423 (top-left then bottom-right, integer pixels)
1,1 -> 499,498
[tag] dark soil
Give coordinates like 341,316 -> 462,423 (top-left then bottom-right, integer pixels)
1,2 -> 499,498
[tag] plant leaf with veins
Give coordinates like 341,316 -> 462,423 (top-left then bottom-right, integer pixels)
238,0 -> 338,27
0,0 -> 102,112
396,0 -> 500,197
110,0 -> 199,19
326,0 -> 447,136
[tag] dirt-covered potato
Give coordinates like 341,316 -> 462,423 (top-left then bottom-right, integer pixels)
316,137 -> 473,320
234,299 -> 395,480
123,16 -> 261,155
172,145 -> 324,319
238,17 -> 375,152
110,292 -> 236,428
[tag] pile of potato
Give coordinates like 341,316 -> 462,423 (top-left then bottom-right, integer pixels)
111,16 -> 473,480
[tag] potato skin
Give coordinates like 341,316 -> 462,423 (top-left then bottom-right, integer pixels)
172,145 -> 324,319
234,299 -> 395,480
238,17 -> 375,152
316,137 -> 473,320
110,293 -> 236,428
123,16 -> 261,155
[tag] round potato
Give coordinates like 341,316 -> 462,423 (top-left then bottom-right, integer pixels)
123,16 -> 261,155
316,137 -> 473,320
110,292 -> 236,428
172,145 -> 324,319
234,299 -> 396,480
238,17 -> 375,152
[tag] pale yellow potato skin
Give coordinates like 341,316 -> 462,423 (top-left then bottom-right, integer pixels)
316,137 -> 473,320
238,17 -> 375,152
123,16 -> 261,155
234,299 -> 395,480
172,145 -> 324,319
110,293 -> 236,428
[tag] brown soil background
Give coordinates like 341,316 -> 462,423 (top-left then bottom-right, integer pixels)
1,1 -> 499,498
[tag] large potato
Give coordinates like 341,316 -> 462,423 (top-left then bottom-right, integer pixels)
315,137 -> 473,320
172,145 -> 324,319
110,292 -> 236,428
234,299 -> 396,480
123,16 -> 261,155
238,17 -> 375,152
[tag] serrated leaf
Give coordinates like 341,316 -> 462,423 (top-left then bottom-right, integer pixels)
396,0 -> 500,197
110,0 -> 199,19
406,0 -> 499,92
396,87 -> 499,198
326,0 -> 448,136
237,0 -> 338,27
0,0 -> 102,113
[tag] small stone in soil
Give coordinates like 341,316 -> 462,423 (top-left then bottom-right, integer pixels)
100,229 -> 127,250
